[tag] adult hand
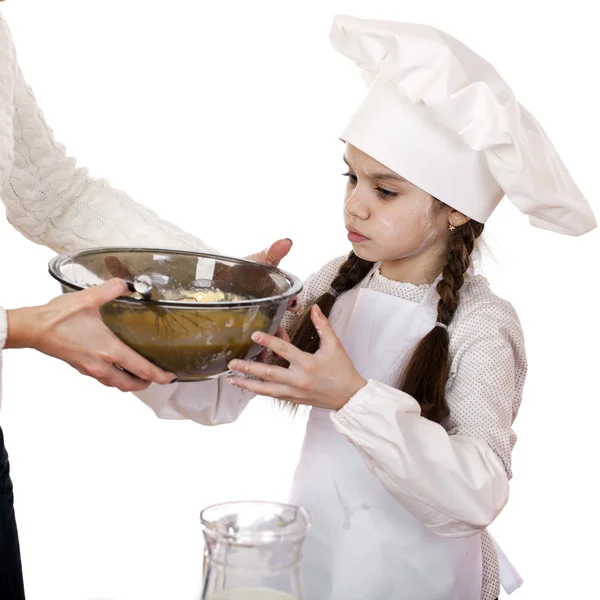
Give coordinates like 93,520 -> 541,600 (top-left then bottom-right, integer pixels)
245,238 -> 300,312
227,305 -> 366,410
6,279 -> 176,392
245,238 -> 292,268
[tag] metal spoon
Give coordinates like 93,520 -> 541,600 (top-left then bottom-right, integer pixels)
125,274 -> 156,301
104,256 -> 164,302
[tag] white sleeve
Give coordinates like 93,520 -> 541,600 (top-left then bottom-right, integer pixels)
0,306 -> 7,351
1,55 -> 217,255
134,375 -> 255,426
331,300 -> 526,538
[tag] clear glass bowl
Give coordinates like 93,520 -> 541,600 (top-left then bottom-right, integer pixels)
48,247 -> 302,381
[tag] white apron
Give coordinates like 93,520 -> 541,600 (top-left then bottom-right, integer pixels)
288,267 -> 483,600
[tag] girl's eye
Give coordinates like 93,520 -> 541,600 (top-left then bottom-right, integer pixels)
376,187 -> 398,199
342,172 -> 358,185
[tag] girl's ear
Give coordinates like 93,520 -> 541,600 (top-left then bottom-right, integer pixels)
447,209 -> 470,229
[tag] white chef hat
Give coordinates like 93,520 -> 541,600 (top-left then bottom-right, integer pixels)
330,15 -> 597,236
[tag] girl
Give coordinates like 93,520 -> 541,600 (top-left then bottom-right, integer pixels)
137,15 -> 596,600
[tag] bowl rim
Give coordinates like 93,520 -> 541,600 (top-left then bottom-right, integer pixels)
48,247 -> 303,309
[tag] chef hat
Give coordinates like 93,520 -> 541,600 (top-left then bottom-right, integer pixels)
330,15 -> 597,236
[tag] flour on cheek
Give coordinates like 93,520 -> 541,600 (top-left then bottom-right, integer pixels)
372,193 -> 441,261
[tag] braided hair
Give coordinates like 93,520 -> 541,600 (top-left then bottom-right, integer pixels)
401,219 -> 484,422
284,252 -> 374,354
282,219 -> 484,423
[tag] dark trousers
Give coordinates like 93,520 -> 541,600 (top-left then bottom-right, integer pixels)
0,426 -> 26,599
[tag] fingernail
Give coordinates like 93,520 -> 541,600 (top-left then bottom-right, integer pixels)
285,238 -> 293,244
314,305 -> 322,317
227,378 -> 238,387
251,332 -> 262,342
228,360 -> 238,370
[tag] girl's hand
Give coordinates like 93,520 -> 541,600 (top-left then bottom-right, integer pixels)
6,279 -> 176,392
256,326 -> 289,363
227,305 -> 367,410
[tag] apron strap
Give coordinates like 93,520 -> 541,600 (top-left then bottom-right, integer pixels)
490,534 -> 524,594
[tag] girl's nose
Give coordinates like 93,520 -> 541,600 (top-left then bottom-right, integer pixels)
344,186 -> 370,220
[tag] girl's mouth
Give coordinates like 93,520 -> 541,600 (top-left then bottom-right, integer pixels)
346,226 -> 369,243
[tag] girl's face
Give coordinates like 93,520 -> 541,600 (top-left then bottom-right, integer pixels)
342,144 -> 464,278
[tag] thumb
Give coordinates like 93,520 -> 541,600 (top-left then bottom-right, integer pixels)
311,304 -> 337,348
261,238 -> 293,267
83,278 -> 130,307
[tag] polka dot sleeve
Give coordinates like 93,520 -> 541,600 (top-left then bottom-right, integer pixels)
444,297 -> 527,480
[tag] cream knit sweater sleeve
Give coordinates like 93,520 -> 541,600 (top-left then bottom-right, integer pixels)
0,15 -> 217,256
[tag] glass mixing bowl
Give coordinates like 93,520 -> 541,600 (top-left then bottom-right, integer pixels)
48,248 -> 302,381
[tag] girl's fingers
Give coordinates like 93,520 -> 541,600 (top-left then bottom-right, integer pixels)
228,359 -> 295,386
256,326 -> 289,363
251,331 -> 305,365
227,376 -> 294,401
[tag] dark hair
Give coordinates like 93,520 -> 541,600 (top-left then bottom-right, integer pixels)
280,218 -> 484,423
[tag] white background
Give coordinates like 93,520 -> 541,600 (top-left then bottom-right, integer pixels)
0,1 -> 598,598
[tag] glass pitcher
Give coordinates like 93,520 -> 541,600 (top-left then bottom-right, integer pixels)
200,501 -> 310,600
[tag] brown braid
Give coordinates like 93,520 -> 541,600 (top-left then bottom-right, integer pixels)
283,251 -> 374,357
273,251 -> 373,411
400,220 -> 484,422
